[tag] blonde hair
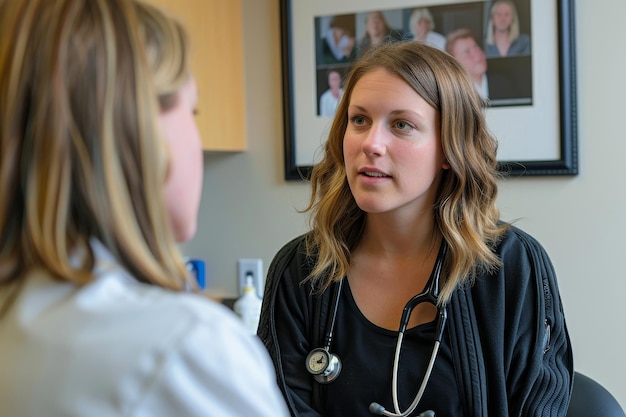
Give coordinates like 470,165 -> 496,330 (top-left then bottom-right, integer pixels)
409,7 -> 436,36
0,0 -> 192,293
303,42 -> 508,304
485,0 -> 521,45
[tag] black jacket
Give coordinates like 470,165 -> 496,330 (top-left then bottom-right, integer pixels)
258,226 -> 573,416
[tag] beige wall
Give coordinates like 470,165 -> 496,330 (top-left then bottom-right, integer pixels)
182,0 -> 626,407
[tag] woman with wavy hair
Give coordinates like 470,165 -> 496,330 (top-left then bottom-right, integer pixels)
0,0 -> 289,415
258,41 -> 572,416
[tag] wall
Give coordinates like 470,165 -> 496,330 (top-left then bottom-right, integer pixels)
182,0 -> 626,407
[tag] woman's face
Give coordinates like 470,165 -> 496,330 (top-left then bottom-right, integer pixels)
160,76 -> 203,242
449,36 -> 487,81
343,68 -> 448,218
328,70 -> 342,93
414,17 -> 431,38
492,3 -> 514,31
366,12 -> 386,37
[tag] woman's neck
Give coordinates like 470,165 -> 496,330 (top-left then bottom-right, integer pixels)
358,214 -> 439,259
494,29 -> 511,42
370,33 -> 385,45
494,30 -> 512,56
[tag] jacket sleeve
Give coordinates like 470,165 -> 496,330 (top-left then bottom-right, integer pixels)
258,236 -> 325,417
513,229 -> 573,416
133,301 -> 291,417
473,227 -> 574,416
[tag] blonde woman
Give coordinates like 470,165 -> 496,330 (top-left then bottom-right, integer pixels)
0,0 -> 289,416
485,0 -> 531,57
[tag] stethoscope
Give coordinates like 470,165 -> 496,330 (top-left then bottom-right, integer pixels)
305,242 -> 448,417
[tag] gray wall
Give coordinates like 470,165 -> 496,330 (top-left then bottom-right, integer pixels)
182,0 -> 626,407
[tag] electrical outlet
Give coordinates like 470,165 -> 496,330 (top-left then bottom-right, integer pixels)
237,258 -> 263,298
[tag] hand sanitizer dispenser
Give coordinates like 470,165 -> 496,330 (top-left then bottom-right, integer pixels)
233,272 -> 262,335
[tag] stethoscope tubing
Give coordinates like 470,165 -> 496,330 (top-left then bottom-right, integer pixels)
323,278 -> 343,351
390,327 -> 444,416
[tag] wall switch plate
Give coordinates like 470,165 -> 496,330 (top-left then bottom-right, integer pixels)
237,258 -> 263,298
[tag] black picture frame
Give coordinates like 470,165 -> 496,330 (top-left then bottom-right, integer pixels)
280,0 -> 577,180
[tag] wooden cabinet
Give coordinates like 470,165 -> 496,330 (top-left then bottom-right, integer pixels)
143,0 -> 246,151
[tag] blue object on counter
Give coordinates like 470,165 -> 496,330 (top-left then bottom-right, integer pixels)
186,259 -> 206,290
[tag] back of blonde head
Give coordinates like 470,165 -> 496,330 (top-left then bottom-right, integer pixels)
0,0 -> 191,291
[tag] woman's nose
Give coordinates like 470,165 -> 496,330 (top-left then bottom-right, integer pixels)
361,123 -> 387,156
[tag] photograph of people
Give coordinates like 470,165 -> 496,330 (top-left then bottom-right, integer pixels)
408,7 -> 446,51
319,68 -> 344,117
258,41 -> 572,416
484,0 -> 531,57
321,14 -> 356,64
446,28 -> 516,102
356,10 -> 403,57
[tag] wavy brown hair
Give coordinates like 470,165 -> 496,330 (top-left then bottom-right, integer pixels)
304,41 -> 508,303
0,0 -> 192,298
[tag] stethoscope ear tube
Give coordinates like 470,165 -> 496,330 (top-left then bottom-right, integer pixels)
323,279 -> 343,350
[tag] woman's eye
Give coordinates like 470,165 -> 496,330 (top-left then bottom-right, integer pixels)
394,120 -> 412,131
350,115 -> 366,126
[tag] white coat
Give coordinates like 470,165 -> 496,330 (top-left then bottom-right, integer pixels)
0,241 -> 289,417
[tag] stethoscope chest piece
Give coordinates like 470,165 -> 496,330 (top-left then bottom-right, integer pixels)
305,347 -> 342,384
